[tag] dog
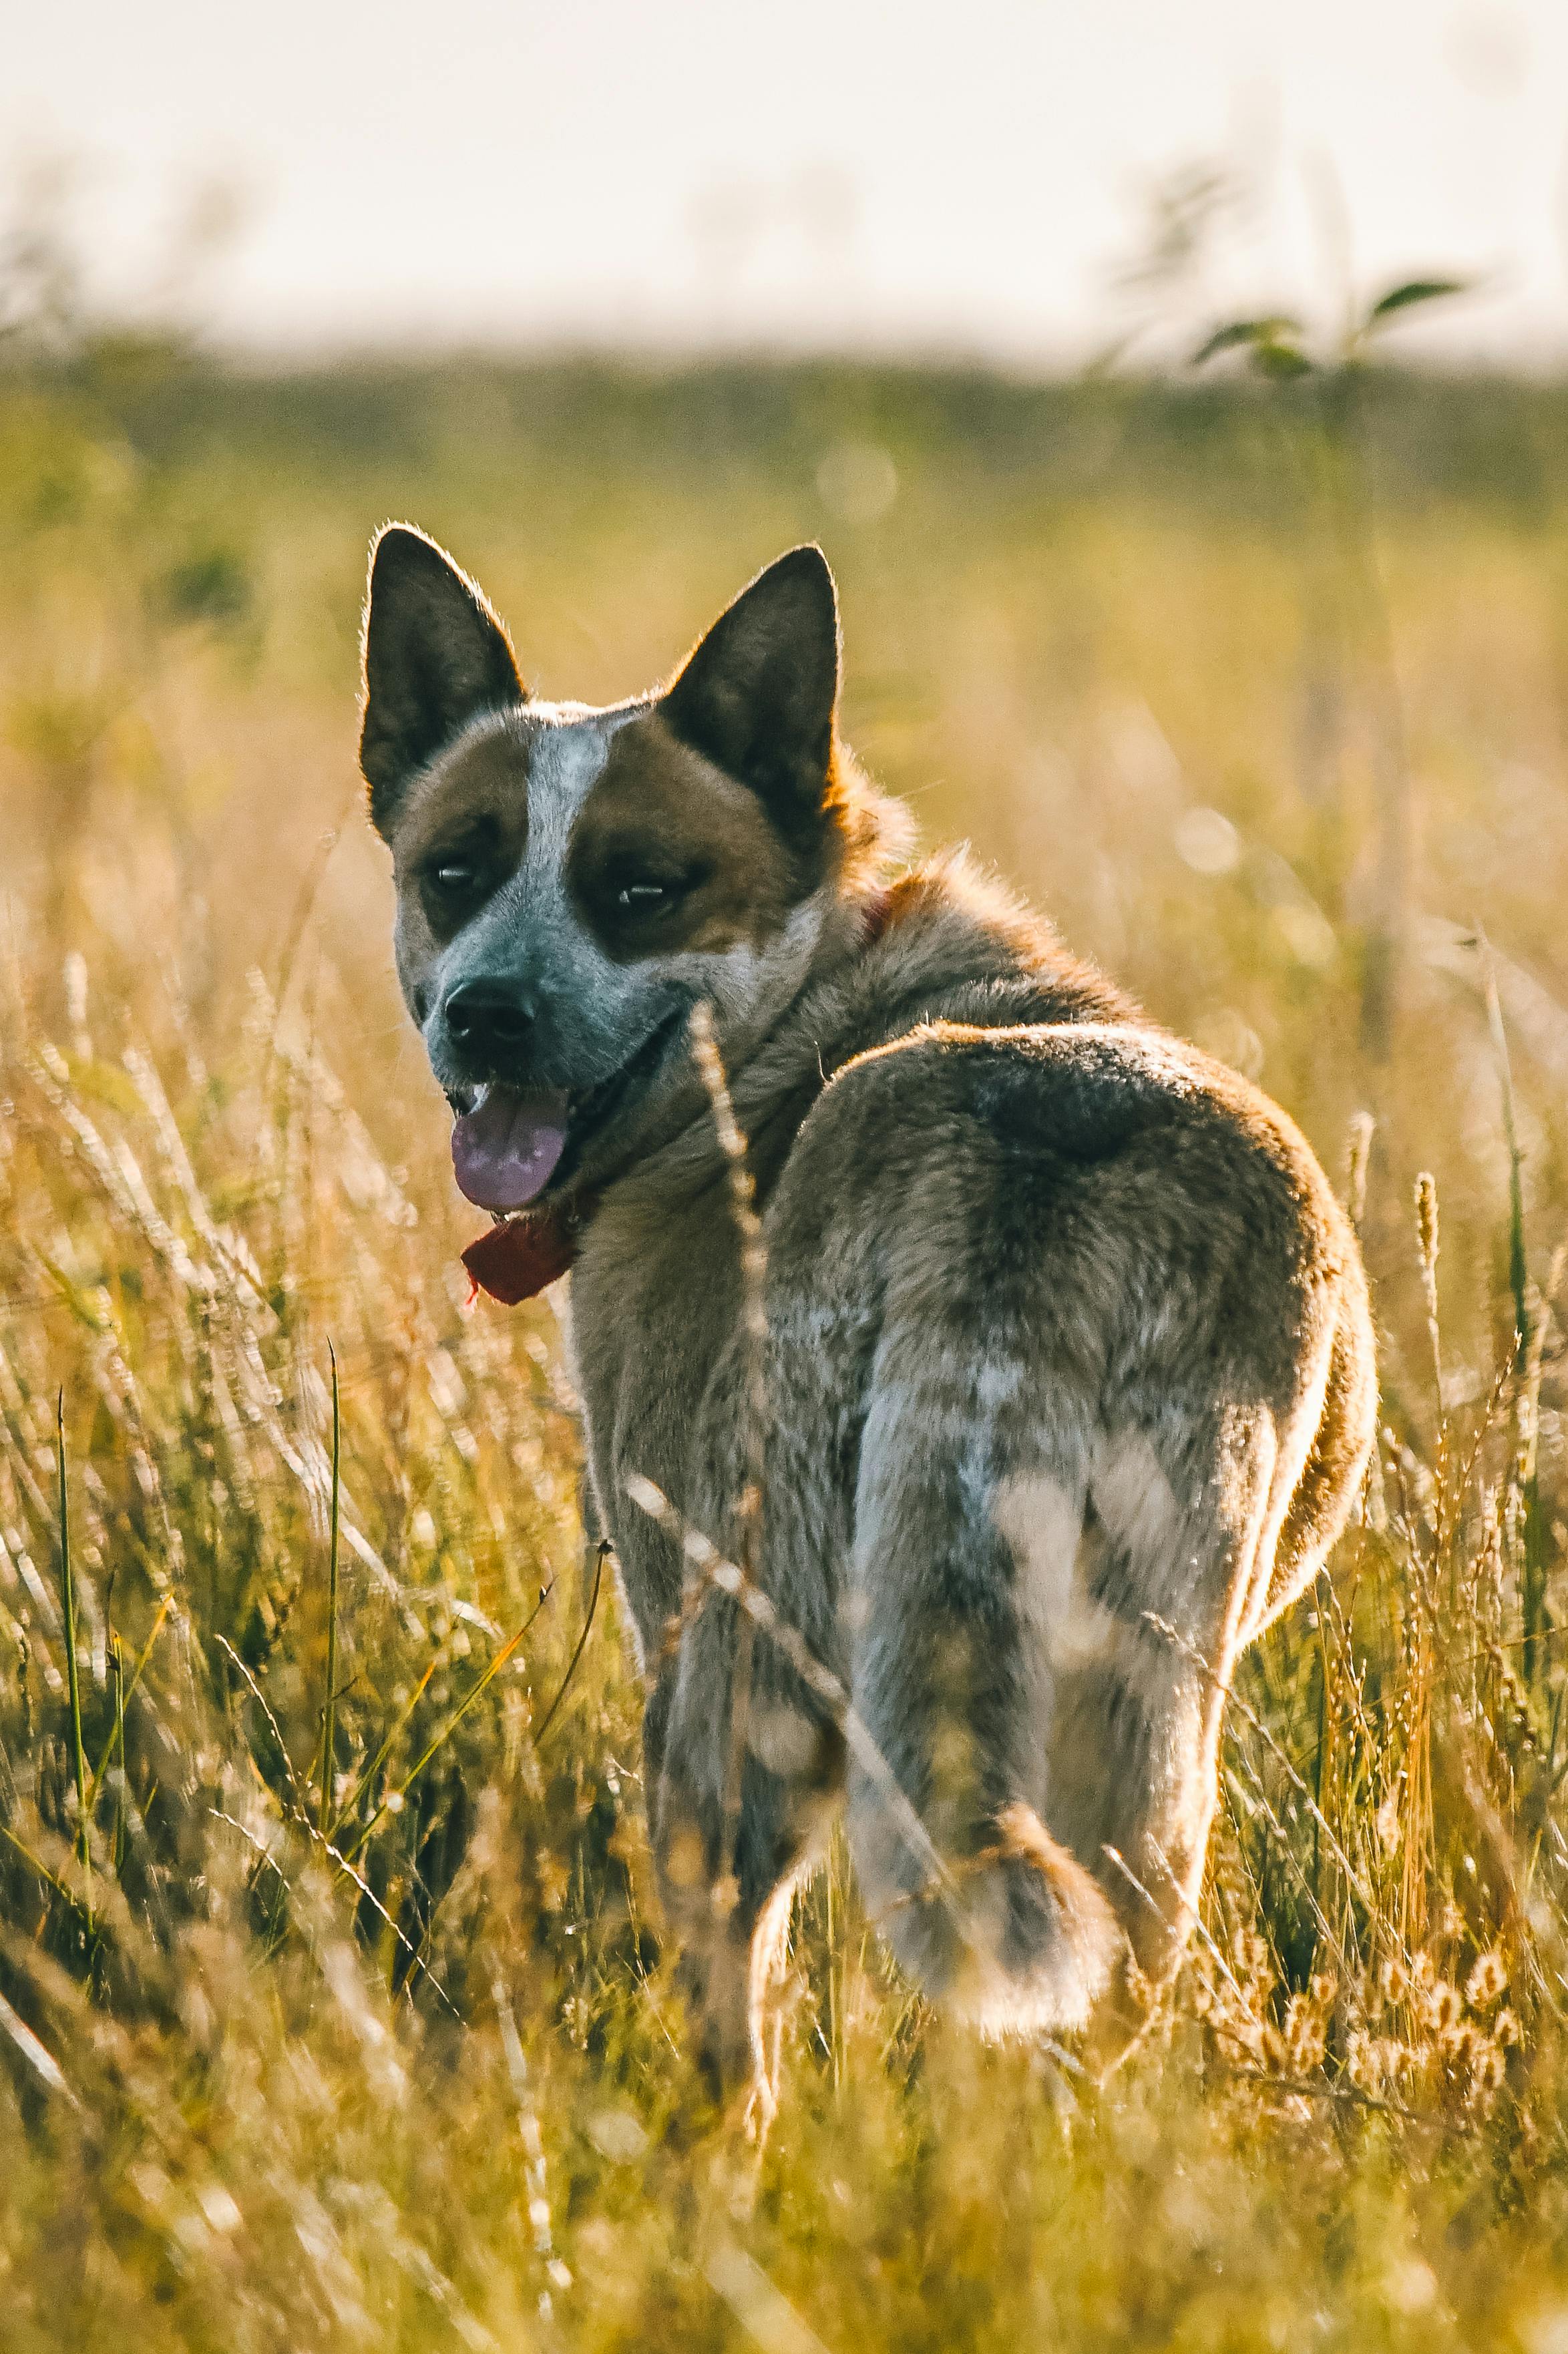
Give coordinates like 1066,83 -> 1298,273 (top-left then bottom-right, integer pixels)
359,526 -> 1377,2109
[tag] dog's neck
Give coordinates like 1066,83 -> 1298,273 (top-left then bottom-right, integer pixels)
461,855 -> 1131,1306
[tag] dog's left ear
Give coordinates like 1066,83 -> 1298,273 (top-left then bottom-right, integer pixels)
661,546 -> 840,831
360,524 -> 526,837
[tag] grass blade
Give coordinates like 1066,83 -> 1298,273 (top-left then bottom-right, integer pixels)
530,1543 -> 606,1751
55,1394 -> 92,1935
85,1592 -> 173,1812
1479,932 -> 1548,1680
0,1985 -> 78,2110
342,1579 -> 555,1867
319,1340 -> 342,1839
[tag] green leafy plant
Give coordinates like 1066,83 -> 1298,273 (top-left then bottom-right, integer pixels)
1195,276 -> 1471,1062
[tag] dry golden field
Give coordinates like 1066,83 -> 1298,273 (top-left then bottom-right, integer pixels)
5,350 -> 1568,2349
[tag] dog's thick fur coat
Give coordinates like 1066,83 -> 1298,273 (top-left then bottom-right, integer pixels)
361,528 -> 1378,2102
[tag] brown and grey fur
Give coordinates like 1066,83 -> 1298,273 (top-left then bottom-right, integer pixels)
360,526 -> 1378,2108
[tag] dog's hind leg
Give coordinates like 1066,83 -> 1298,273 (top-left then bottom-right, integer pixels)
843,1381 -> 1127,2041
844,1366 -> 1281,2054
1016,1410 -> 1282,2059
647,1591 -> 843,2116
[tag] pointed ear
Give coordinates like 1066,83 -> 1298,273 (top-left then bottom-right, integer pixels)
660,546 -> 840,831
359,525 -> 525,835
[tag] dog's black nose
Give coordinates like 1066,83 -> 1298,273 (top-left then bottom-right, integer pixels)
443,980 -> 536,1058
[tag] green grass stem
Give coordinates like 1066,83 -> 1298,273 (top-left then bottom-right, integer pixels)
54,1394 -> 91,1935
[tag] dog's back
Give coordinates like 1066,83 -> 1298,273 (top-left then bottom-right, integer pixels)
570,855 -> 1375,2074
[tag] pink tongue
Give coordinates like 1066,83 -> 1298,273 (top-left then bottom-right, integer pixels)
451,1086 -> 570,1211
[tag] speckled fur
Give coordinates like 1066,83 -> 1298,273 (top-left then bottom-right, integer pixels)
362,531 -> 1378,2108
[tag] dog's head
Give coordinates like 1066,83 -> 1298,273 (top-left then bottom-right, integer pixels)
361,528 -> 886,1209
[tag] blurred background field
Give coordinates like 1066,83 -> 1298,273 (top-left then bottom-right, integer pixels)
5,338 -> 1568,2349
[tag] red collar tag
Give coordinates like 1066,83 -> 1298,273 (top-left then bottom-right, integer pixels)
462,1209 -> 581,1306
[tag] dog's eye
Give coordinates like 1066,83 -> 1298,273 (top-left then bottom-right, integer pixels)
421,857 -> 484,916
606,861 -> 708,916
419,851 -> 494,933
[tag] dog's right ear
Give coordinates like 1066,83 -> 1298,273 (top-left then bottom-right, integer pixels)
660,546 -> 840,839
359,525 -> 525,837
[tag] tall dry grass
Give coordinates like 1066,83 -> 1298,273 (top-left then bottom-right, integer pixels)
4,352 -> 1568,2347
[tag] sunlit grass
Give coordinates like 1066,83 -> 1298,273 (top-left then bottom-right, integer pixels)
5,353 -> 1568,2347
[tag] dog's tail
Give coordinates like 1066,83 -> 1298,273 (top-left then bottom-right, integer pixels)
853,1794 -> 1125,2041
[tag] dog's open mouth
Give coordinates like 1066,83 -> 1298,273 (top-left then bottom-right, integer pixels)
450,1087 -> 570,1212
449,1003 -> 689,1214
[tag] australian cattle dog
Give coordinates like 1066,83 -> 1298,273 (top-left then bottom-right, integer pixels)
359,528 -> 1376,2113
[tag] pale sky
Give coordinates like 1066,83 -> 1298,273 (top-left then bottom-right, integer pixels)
7,0 -> 1568,363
